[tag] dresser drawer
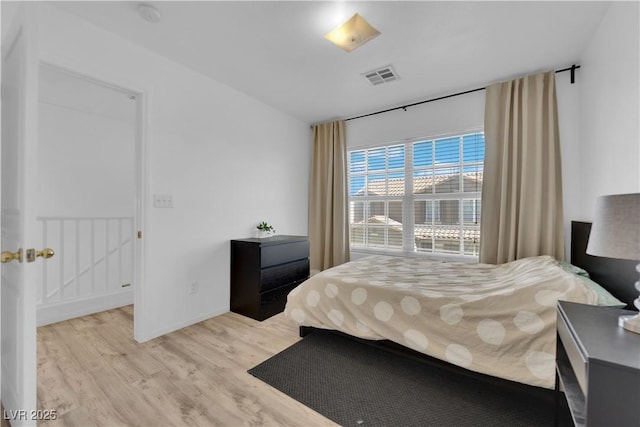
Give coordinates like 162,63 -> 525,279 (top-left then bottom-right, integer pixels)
557,311 -> 587,394
261,240 -> 309,268
260,258 -> 309,292
259,280 -> 304,320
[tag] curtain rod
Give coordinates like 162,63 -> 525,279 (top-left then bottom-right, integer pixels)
343,64 -> 580,122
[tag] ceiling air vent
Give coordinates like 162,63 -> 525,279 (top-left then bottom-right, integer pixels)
363,65 -> 399,86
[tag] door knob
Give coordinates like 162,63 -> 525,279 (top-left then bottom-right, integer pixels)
37,248 -> 55,259
1,248 -> 23,264
25,248 -> 55,262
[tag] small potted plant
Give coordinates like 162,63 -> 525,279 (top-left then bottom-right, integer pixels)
256,221 -> 275,238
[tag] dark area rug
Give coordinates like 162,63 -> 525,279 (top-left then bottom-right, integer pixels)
248,330 -> 560,427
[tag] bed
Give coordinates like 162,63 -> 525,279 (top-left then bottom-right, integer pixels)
284,221 -> 637,390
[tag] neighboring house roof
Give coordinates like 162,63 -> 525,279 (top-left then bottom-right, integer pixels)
354,172 -> 483,197
415,226 -> 480,242
353,215 -> 480,242
358,215 -> 403,230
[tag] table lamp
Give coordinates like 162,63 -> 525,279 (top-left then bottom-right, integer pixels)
587,193 -> 640,333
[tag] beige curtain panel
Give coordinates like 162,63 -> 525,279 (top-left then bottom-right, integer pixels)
309,120 -> 350,273
480,70 -> 564,264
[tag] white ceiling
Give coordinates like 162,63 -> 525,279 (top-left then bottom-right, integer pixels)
52,1 -> 609,124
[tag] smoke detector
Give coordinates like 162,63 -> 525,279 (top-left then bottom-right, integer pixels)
363,65 -> 399,86
138,4 -> 162,24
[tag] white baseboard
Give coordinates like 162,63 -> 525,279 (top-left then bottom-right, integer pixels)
37,289 -> 134,327
135,305 -> 228,343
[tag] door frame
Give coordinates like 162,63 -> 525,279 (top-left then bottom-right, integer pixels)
37,59 -> 149,342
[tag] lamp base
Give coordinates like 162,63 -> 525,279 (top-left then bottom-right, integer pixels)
619,313 -> 640,334
619,265 -> 640,334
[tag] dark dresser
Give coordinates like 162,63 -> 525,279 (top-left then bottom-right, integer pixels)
230,235 -> 309,321
556,301 -> 640,427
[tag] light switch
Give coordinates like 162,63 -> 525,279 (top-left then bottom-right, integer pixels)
153,194 -> 174,208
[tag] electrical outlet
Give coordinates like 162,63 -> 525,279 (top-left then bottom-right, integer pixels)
153,193 -> 174,208
189,281 -> 198,294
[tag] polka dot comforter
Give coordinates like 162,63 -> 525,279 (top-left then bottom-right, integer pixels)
284,255 -> 598,389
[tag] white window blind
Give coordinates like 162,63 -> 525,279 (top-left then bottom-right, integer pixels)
348,132 -> 484,257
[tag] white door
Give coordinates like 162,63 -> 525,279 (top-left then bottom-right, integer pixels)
1,5 -> 42,425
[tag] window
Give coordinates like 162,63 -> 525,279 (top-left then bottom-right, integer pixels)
348,132 -> 484,257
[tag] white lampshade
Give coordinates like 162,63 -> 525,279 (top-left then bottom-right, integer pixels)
587,193 -> 640,261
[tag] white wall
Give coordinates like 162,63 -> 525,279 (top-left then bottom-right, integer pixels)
578,2 -> 640,219
36,4 -> 310,341
38,65 -> 136,217
0,1 -> 20,37
347,90 -> 485,149
347,75 -> 582,260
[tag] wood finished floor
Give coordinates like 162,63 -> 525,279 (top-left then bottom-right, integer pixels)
37,306 -> 337,427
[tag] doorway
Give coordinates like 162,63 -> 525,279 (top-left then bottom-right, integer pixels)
36,64 -> 141,327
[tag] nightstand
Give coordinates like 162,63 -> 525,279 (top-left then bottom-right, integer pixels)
556,301 -> 640,427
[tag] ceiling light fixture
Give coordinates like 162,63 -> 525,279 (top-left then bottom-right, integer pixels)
138,4 -> 162,24
324,13 -> 380,53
